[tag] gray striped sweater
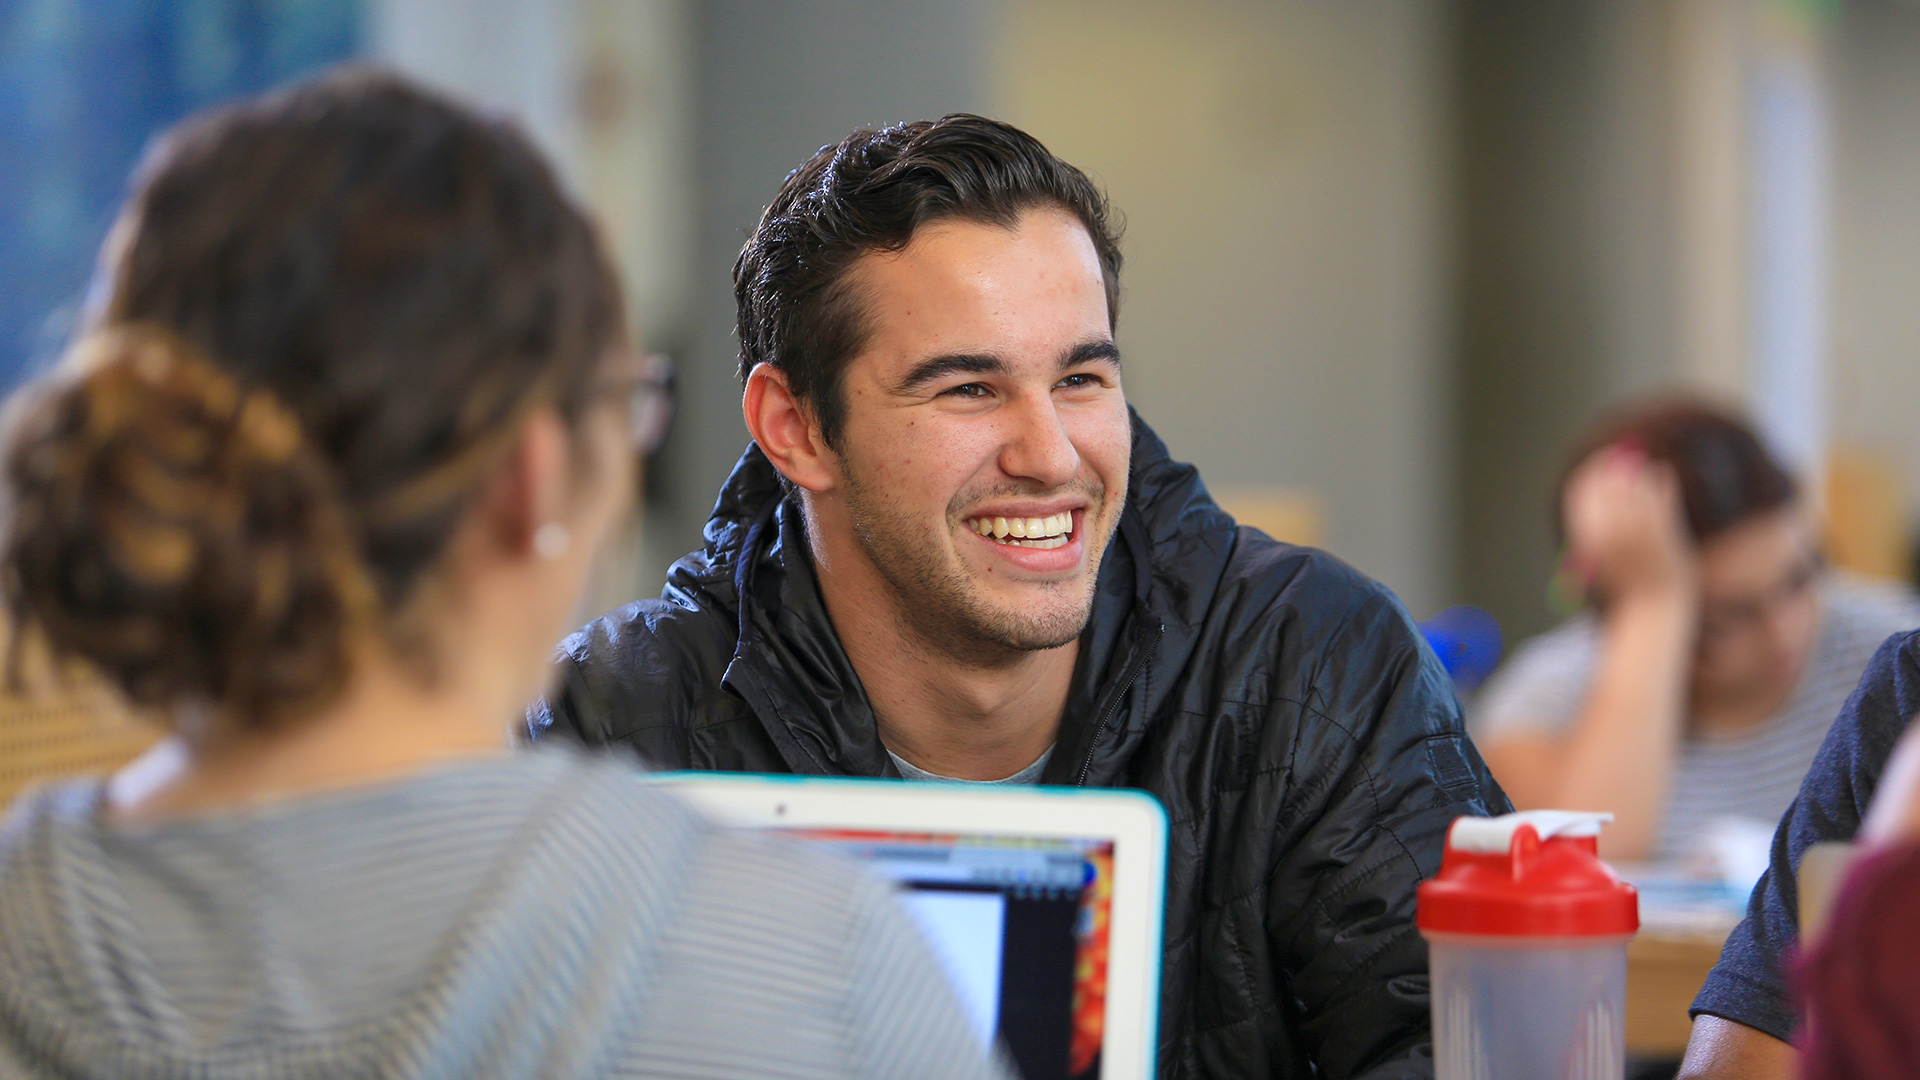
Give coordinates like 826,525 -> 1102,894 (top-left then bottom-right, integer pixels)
0,745 -> 1007,1079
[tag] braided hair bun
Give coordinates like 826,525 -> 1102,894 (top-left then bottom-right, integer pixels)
3,325 -> 377,723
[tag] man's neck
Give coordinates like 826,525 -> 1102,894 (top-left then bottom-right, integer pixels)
808,526 -> 1076,783
875,634 -> 1082,776
856,627 -> 1076,781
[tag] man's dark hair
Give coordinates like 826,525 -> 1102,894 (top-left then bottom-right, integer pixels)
733,114 -> 1122,449
1556,397 -> 1799,544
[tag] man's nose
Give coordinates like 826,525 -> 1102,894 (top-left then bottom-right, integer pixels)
998,390 -> 1081,487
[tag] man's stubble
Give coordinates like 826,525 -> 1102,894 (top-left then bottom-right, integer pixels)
837,460 -> 1120,668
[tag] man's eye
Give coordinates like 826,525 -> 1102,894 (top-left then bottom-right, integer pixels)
942,383 -> 991,399
1057,373 -> 1103,390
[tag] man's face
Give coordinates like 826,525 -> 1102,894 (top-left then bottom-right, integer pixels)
822,206 -> 1131,660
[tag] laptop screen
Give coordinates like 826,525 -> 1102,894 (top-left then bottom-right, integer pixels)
793,829 -> 1115,1080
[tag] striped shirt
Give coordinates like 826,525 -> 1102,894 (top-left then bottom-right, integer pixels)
1471,575 -> 1920,860
0,745 -> 1007,1080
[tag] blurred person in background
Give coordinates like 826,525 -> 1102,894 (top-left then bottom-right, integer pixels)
531,113 -> 1510,1080
0,70 -> 1002,1080
1473,399 -> 1920,863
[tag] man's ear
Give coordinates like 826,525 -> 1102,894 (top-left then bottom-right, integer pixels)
743,363 -> 838,493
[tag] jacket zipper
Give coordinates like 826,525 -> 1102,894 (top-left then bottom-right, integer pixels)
1074,620 -> 1164,786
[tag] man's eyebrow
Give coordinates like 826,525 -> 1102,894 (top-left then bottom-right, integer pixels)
892,353 -> 1009,395
1063,340 -> 1121,370
891,341 -> 1120,395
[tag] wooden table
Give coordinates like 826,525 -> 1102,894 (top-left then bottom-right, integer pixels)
1624,919 -> 1736,1058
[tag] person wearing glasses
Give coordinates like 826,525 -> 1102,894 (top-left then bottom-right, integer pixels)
0,70 -> 1000,1080
1473,399 -> 1919,864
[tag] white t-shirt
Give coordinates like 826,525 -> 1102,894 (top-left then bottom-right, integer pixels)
887,747 -> 1053,785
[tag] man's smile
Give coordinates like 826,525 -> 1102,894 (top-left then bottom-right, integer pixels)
964,510 -> 1075,549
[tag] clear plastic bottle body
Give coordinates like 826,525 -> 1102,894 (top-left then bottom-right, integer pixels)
1427,932 -> 1632,1080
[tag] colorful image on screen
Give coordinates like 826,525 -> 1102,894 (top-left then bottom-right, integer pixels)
792,830 -> 1116,1080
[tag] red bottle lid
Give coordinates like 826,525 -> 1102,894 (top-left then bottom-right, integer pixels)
1418,811 -> 1640,938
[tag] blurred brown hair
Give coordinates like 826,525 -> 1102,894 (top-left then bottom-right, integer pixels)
1557,396 -> 1799,546
0,68 -> 625,727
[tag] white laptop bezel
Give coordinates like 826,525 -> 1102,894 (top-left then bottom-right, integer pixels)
646,773 -> 1166,1080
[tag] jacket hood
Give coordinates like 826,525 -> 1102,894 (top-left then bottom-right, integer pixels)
664,408 -> 1240,785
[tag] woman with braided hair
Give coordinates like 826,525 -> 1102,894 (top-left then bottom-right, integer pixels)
0,69 -> 1000,1080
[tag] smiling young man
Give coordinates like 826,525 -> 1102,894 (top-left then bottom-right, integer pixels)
531,115 -> 1507,1080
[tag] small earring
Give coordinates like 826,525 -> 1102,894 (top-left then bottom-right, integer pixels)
533,522 -> 571,561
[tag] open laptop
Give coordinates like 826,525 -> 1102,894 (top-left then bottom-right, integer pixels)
648,773 -> 1168,1080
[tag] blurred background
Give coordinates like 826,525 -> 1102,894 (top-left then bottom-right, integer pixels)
6,0 -> 1920,649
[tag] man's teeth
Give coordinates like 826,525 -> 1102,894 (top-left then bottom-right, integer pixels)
967,512 -> 1074,548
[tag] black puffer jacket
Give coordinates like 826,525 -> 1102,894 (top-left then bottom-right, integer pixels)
532,413 -> 1508,1080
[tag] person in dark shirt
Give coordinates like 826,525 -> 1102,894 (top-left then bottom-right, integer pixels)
1678,628 -> 1920,1079
1793,836 -> 1920,1078
1790,657 -> 1920,1079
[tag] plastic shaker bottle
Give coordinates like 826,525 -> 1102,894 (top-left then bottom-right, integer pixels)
1417,810 -> 1640,1080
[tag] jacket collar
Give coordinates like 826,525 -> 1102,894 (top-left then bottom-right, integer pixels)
705,409 -> 1221,783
